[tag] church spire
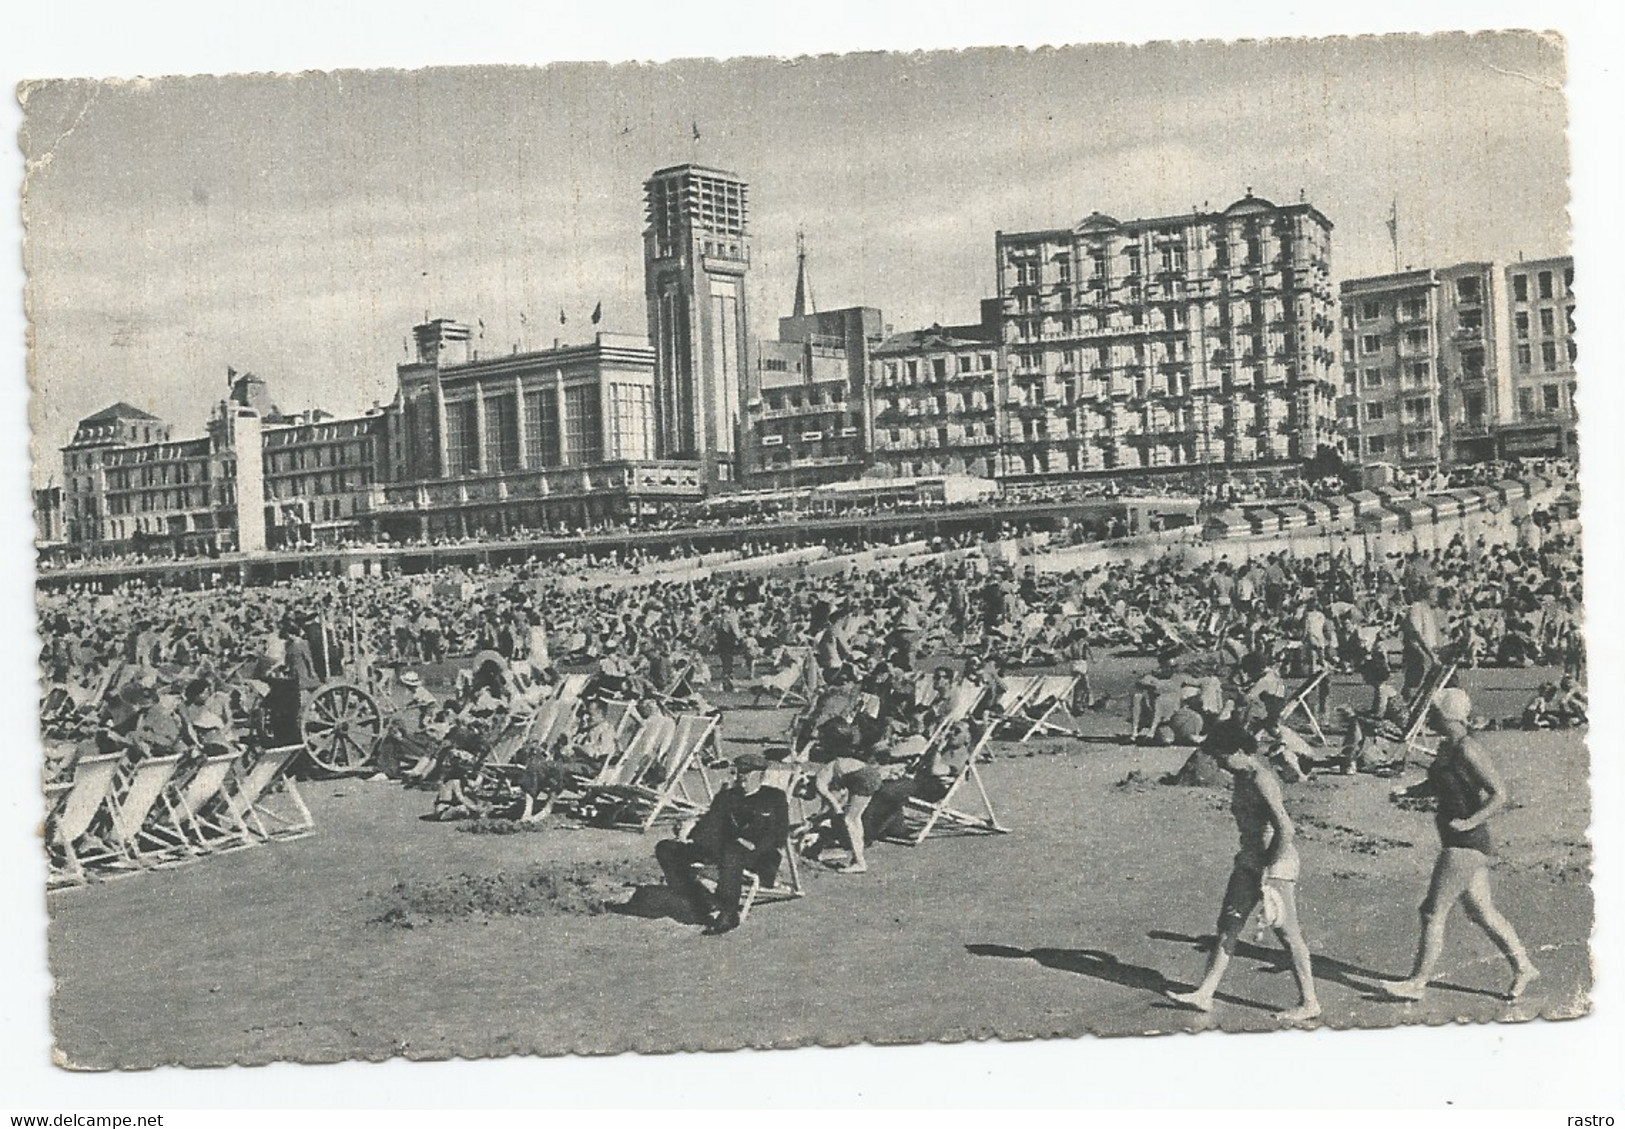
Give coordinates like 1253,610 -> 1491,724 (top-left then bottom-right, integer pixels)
792,228 -> 816,318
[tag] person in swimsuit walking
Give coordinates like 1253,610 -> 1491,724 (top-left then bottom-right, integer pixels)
1380,687 -> 1539,1002
1167,705 -> 1322,1023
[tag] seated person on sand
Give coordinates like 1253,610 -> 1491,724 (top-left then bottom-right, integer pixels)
654,751 -> 790,935
1332,653 -> 1406,775
1129,650 -> 1187,740
1148,686 -> 1207,747
376,671 -> 442,779
431,747 -> 488,821
1523,675 -> 1588,730
512,731 -> 597,822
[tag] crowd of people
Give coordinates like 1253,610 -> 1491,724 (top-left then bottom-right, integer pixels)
40,459 -> 1585,957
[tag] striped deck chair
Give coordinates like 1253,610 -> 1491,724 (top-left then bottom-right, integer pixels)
485,710 -> 540,768
145,749 -> 254,857
97,753 -> 187,872
925,680 -> 988,748
223,744 -> 314,841
1396,662 -> 1459,771
45,753 -> 123,890
1279,671 -> 1329,745
903,719 -> 1008,844
576,713 -> 715,831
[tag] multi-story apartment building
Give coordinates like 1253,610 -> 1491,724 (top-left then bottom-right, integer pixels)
744,294 -> 885,488
1435,262 -> 1513,463
33,485 -> 64,547
643,164 -> 752,486
1338,270 -> 1446,467
1340,255 -> 1577,467
261,411 -> 388,547
994,192 -> 1339,479
60,402 -> 174,546
867,312 -> 1002,480
1502,255 -> 1578,457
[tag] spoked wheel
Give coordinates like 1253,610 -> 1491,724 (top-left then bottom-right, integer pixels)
301,682 -> 384,775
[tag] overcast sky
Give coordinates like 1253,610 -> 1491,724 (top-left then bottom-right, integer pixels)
22,32 -> 1568,484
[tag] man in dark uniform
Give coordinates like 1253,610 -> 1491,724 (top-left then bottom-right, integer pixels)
655,751 -> 790,935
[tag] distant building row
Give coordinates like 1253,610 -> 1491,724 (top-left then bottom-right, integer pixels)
39,161 -> 1578,556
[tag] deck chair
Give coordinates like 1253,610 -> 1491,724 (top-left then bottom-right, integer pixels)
695,828 -> 805,923
223,744 -> 314,841
145,749 -> 254,857
94,753 -> 186,872
1396,661 -> 1459,770
754,647 -> 813,708
45,753 -> 123,890
903,720 -> 1008,844
485,710 -> 540,768
553,672 -> 592,704
925,680 -> 988,748
1279,671 -> 1329,745
576,713 -> 714,831
997,674 -> 1078,741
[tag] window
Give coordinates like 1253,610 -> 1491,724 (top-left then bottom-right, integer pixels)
1362,367 -> 1383,389
958,355 -> 973,374
608,383 -> 654,460
1517,344 -> 1532,369
1456,276 -> 1479,302
1403,297 -> 1427,320
484,394 -> 519,471
1409,361 -> 1431,386
443,401 -> 479,475
1367,435 -> 1387,456
933,357 -> 947,381
1405,397 -> 1431,419
1538,271 -> 1553,299
1539,308 -> 1556,336
1365,402 -> 1385,422
1361,301 -> 1381,321
562,386 -> 602,465
1513,274 -> 1529,302
1515,311 -> 1529,340
1543,385 -> 1562,413
524,390 -> 560,467
1406,328 -> 1430,350
1455,310 -> 1480,333
1360,334 -> 1381,355
1518,388 -> 1535,418
1541,342 -> 1558,371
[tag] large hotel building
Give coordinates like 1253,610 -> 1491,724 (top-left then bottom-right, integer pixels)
992,192 -> 1340,478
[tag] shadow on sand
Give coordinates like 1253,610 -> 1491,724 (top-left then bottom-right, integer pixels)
1147,929 -> 1508,1002
964,942 -> 1267,1014
611,884 -> 707,926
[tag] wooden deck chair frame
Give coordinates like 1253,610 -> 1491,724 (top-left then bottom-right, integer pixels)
96,753 -> 186,873
1280,671 -> 1329,746
1003,674 -> 1079,742
756,648 -> 813,708
992,675 -> 1044,735
579,713 -> 715,832
144,749 -> 254,859
225,744 -> 314,841
45,752 -> 123,890
1396,662 -> 1458,771
698,829 -> 805,923
485,710 -> 540,768
903,723 -> 1009,845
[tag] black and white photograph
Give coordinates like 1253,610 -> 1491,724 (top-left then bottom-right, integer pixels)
12,13 -> 1615,1097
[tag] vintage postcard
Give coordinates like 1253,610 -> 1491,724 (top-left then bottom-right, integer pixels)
23,31 -> 1589,1071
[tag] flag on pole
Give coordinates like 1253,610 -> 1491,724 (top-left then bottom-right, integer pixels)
519,311 -> 528,326
559,307 -> 567,326
591,302 -> 602,325
226,365 -> 237,387
692,120 -> 701,142
477,317 -> 486,338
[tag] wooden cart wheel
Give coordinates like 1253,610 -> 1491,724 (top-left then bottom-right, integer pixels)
301,681 -> 384,775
